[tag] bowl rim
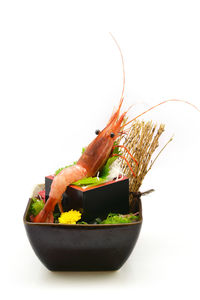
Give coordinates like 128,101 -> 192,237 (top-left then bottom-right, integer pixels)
24,197 -> 143,228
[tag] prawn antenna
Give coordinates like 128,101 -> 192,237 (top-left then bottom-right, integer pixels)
122,99 -> 200,128
109,33 -> 125,103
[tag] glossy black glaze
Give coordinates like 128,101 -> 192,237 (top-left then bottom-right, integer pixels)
24,198 -> 142,271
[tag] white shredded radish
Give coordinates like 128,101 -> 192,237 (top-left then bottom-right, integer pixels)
106,159 -> 123,182
81,186 -> 88,190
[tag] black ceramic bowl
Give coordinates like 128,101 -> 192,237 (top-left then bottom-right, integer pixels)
24,197 -> 142,271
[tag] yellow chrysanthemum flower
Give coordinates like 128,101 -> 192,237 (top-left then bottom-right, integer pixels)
58,210 -> 82,224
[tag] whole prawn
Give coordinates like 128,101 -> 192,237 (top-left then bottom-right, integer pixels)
34,96 -> 129,223
33,35 -> 199,223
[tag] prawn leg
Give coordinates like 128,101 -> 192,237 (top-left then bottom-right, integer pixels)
58,202 -> 63,213
112,153 -> 136,177
113,144 -> 138,165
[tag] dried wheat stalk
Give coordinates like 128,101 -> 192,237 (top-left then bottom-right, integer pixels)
119,120 -> 166,196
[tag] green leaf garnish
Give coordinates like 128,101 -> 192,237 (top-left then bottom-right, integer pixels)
55,161 -> 77,176
99,156 -> 116,178
30,198 -> 44,216
72,177 -> 106,187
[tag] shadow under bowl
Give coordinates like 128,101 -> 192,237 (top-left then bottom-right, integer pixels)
23,198 -> 142,271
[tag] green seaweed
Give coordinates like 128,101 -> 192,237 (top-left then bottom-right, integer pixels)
101,213 -> 139,224
30,198 -> 44,216
74,213 -> 139,225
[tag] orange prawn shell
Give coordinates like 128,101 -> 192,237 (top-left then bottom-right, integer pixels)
77,134 -> 114,177
77,106 -> 126,177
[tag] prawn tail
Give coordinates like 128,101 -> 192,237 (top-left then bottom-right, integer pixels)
33,164 -> 87,223
33,207 -> 54,223
33,194 -> 59,223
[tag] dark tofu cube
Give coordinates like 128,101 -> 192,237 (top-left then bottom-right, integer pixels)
45,176 -> 129,222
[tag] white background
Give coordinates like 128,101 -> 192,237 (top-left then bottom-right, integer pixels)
0,0 -> 200,299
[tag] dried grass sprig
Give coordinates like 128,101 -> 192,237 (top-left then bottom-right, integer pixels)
119,120 -> 167,196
